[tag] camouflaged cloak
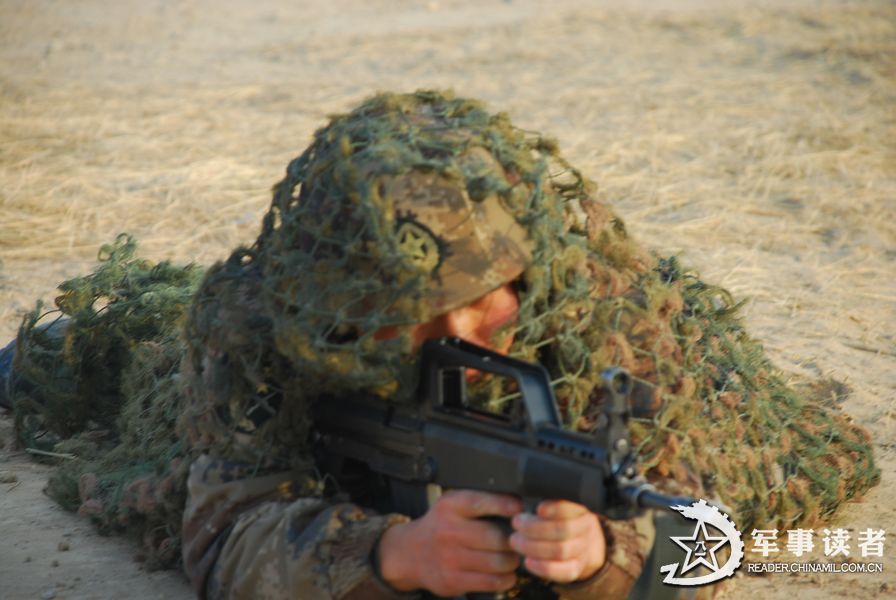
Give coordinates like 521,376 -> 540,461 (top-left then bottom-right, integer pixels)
174,91 -> 874,599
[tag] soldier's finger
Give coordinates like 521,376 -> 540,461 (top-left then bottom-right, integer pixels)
455,548 -> 521,574
511,512 -> 592,541
536,499 -> 588,520
450,572 -> 517,594
440,489 -> 523,519
523,557 -> 584,584
455,518 -> 514,552
508,532 -> 587,561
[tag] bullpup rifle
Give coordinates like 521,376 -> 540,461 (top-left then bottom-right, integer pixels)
312,337 -> 695,597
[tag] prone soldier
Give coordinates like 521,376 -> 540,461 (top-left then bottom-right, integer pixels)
179,91 -> 701,599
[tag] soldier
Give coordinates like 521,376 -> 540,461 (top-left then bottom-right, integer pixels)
177,91 -> 676,599
0,92 -> 879,600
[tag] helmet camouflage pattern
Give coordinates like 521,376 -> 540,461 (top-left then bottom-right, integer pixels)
384,157 -> 532,315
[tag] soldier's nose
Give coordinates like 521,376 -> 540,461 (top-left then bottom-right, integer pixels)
443,284 -> 519,354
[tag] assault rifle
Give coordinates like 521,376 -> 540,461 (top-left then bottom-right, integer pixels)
312,337 -> 695,596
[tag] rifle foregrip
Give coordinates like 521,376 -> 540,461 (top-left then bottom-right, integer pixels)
522,455 -> 606,514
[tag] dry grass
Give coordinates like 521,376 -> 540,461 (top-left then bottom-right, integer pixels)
0,1 -> 893,597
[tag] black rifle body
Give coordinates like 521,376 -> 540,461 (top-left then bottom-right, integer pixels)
312,338 -> 694,597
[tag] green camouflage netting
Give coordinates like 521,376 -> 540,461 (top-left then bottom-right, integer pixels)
10,91 -> 879,569
10,235 -> 202,567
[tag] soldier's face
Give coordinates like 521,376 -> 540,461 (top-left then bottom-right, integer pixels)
376,283 -> 520,355
420,283 -> 519,354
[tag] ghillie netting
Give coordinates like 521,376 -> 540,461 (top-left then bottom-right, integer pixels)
10,234 -> 203,567
181,90 -> 878,533
11,91 -> 879,571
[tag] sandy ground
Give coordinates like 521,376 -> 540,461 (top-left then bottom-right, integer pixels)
0,0 -> 894,598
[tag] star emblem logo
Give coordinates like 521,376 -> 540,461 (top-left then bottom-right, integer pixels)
660,499 -> 745,586
396,219 -> 442,274
670,520 -> 729,574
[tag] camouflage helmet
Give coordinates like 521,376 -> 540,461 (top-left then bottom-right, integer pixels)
378,147 -> 532,316
258,91 -> 539,341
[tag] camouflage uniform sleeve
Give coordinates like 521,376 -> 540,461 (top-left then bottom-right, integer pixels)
551,511 -> 655,600
182,454 -> 418,600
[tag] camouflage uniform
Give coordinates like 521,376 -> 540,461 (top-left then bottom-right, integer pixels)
181,454 -> 655,599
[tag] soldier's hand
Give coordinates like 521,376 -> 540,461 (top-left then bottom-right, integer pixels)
509,499 -> 606,583
377,490 -> 523,595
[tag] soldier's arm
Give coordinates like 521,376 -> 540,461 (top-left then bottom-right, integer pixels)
376,492 -> 645,599
181,453 -> 415,600
179,265 -> 421,599
551,512 -> 656,600
377,490 -> 524,596
182,457 -> 646,600
503,499 -> 653,600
